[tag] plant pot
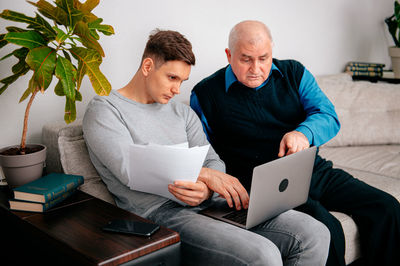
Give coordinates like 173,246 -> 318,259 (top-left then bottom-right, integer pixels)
0,144 -> 47,188
389,46 -> 400,78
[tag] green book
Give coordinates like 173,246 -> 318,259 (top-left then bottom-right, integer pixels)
346,65 -> 383,72
346,70 -> 383,77
9,189 -> 77,212
348,62 -> 385,68
13,173 -> 84,203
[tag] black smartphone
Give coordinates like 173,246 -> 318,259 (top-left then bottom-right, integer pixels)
102,219 -> 160,237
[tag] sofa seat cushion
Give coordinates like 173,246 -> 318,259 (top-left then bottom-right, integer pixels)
319,145 -> 400,264
319,145 -> 400,180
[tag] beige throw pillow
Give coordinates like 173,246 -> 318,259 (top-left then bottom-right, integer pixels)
58,135 -> 115,205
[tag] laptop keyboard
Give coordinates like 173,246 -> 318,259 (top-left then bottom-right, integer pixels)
222,209 -> 248,225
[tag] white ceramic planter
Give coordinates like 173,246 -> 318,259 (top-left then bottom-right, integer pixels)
389,46 -> 400,78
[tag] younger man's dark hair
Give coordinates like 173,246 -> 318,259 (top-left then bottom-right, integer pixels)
142,29 -> 195,66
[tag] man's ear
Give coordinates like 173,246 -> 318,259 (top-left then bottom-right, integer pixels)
225,48 -> 232,64
141,58 -> 154,76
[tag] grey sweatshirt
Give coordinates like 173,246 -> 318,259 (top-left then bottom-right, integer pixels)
82,90 -> 225,217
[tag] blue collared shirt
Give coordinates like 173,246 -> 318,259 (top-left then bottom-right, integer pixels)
190,63 -> 340,146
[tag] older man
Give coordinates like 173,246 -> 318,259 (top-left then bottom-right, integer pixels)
191,20 -> 400,266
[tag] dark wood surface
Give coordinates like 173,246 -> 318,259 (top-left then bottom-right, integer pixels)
0,187 -> 180,266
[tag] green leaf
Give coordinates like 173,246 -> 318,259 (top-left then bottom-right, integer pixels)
19,75 -> 38,102
64,97 -> 76,123
0,10 -> 56,40
26,47 -> 57,90
4,31 -> 47,49
74,0 -> 99,23
1,72 -> 23,84
78,0 -> 100,13
0,84 -> 9,95
55,0 -> 84,27
0,52 -> 13,61
6,26 -> 28,33
0,48 -> 30,87
88,18 -> 115,36
54,27 -> 68,44
12,59 -> 30,74
0,34 -> 7,49
30,13 -> 57,40
75,89 -> 82,101
89,28 -> 99,40
75,55 -> 87,90
28,0 -> 68,25
62,49 -> 72,61
395,1 -> 400,21
55,56 -> 76,100
0,63 -> 30,84
12,48 -> 30,74
70,47 -> 111,96
13,47 -> 29,59
73,21 -> 104,56
54,80 -> 65,96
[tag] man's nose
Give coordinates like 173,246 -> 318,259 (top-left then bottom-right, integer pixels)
250,60 -> 259,73
171,86 -> 180,95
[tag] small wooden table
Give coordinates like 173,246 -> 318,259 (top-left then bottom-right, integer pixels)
0,187 -> 180,265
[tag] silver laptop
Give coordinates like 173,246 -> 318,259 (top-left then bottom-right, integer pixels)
200,146 -> 317,229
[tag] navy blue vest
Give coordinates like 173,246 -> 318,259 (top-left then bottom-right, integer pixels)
193,59 -> 310,190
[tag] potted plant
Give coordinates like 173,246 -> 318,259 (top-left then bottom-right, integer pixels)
386,0 -> 400,78
0,0 -> 114,187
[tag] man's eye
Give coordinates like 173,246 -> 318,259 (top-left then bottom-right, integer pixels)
242,59 -> 250,63
169,76 -> 176,80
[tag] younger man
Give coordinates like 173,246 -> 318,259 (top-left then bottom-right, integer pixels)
83,29 -> 330,265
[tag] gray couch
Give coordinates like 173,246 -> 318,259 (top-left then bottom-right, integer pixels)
42,73 -> 400,265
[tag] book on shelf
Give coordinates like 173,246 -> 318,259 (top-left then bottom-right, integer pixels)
345,65 -> 383,72
13,173 -> 84,203
9,189 -> 77,212
346,70 -> 383,77
347,62 -> 385,68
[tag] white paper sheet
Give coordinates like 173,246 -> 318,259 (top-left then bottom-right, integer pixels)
128,143 -> 210,204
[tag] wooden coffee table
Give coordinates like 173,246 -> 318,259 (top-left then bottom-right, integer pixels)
0,187 -> 180,265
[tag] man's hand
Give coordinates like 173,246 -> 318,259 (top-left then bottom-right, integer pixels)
278,130 -> 310,157
197,167 -> 249,210
168,180 -> 212,206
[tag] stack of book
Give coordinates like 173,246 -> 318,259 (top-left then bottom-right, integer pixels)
9,173 -> 84,212
345,62 -> 384,79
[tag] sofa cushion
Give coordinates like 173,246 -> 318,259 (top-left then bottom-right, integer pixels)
58,134 -> 115,205
319,145 -> 400,181
330,211 -> 360,264
325,162 -> 400,264
316,74 -> 400,147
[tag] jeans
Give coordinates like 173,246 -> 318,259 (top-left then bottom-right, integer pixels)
148,198 -> 330,266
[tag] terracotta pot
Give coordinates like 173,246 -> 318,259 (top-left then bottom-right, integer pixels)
389,46 -> 400,78
0,144 -> 47,188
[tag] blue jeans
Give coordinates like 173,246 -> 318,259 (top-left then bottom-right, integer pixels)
148,199 -> 330,266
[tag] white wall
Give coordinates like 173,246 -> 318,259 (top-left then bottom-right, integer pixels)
0,0 -> 395,148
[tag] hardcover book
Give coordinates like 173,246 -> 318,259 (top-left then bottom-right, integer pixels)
348,62 -> 385,68
345,66 -> 383,72
9,189 -> 77,212
346,70 -> 383,77
13,173 -> 84,203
